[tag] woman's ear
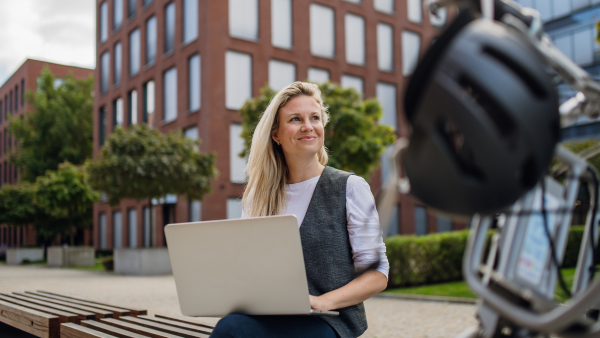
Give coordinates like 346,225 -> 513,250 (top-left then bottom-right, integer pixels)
271,131 -> 279,144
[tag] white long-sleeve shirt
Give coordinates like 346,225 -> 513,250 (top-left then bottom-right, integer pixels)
282,175 -> 390,279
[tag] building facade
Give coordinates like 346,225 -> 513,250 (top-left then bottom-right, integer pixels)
0,59 -> 94,248
93,0 -> 467,250
513,0 -> 600,140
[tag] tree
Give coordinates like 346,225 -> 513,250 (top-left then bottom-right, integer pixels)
34,162 -> 99,246
85,124 -> 217,245
239,83 -> 396,178
0,182 -> 40,228
9,67 -> 94,182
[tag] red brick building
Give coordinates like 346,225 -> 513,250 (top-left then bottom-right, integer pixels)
93,0 -> 465,250
0,59 -> 94,248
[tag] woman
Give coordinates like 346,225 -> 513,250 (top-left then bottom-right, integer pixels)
210,82 -> 389,338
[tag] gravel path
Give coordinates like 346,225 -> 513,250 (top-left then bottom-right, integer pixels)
0,264 -> 478,337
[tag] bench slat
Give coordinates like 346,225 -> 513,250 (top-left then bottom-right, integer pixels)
138,315 -> 212,334
118,316 -> 209,338
38,291 -> 147,316
61,323 -> 119,338
155,314 -> 215,329
100,318 -> 186,338
2,293 -> 95,320
0,299 -> 59,338
0,294 -> 79,325
26,292 -> 131,319
80,320 -> 152,338
14,293 -> 113,319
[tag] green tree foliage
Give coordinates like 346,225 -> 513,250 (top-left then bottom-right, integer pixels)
239,83 -> 396,178
9,67 -> 94,182
34,162 -> 99,246
0,182 -> 41,227
85,124 -> 217,244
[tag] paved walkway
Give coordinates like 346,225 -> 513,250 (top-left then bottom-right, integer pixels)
0,264 -> 478,337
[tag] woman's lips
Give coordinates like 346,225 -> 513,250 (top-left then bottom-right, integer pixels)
298,136 -> 316,140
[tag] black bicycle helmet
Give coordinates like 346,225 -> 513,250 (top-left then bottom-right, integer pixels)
402,10 -> 560,216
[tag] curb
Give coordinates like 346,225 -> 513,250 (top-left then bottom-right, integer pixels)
373,292 -> 478,305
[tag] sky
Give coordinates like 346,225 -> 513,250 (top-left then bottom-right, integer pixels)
0,0 -> 96,86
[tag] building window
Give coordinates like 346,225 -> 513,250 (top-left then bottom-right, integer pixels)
20,80 -> 24,106
230,124 -> 247,184
129,28 -> 141,76
9,91 -> 12,113
143,206 -> 150,247
268,60 -> 296,91
307,68 -> 330,84
188,54 -> 201,112
345,14 -> 365,66
310,4 -> 335,58
165,2 -> 175,54
143,80 -> 155,124
554,27 -> 595,67
438,214 -> 452,232
229,0 -> 259,41
0,101 -> 3,124
407,0 -> 422,23
376,82 -> 397,131
113,98 -> 124,127
114,42 -> 122,85
377,23 -> 393,72
128,90 -> 138,125
271,0 -> 292,49
101,51 -> 110,93
163,67 -> 178,123
128,0 -> 136,18
429,7 -> 447,27
100,1 -> 108,42
146,16 -> 157,65
113,211 -> 122,249
227,198 -> 243,219
342,0 -> 361,3
185,125 -> 199,151
128,208 -> 137,248
189,200 -> 201,222
143,0 -> 153,6
183,0 -> 199,44
114,0 -> 123,30
341,75 -> 364,95
402,31 -> 421,76
415,206 -> 427,235
225,51 -> 252,110
99,213 -> 107,249
99,106 -> 106,147
14,86 -> 18,113
374,0 -> 394,13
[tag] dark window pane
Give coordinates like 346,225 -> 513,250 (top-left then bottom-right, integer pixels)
128,0 -> 136,18
164,3 -> 175,53
0,101 -> 3,124
146,16 -> 157,65
21,80 -> 24,106
143,0 -> 153,6
99,107 -> 106,147
14,86 -> 18,112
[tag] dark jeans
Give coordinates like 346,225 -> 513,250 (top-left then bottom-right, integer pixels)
209,314 -> 338,338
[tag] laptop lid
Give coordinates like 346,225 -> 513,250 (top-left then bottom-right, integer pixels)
165,215 -> 315,317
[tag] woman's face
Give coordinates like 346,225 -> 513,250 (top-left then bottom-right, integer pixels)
272,95 -> 324,160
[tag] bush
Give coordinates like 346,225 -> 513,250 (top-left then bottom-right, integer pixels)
385,226 -> 596,288
95,249 -> 113,258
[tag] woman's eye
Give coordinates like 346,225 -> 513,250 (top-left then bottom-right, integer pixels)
291,117 -> 300,121
312,116 -> 320,120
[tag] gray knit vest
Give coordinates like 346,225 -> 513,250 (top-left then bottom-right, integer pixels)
299,166 -> 368,338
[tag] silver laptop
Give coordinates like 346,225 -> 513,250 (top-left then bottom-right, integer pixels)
164,215 -> 339,317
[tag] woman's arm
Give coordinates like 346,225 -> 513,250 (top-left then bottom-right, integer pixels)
310,270 -> 388,311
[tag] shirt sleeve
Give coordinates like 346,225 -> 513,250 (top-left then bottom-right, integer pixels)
346,175 -> 390,279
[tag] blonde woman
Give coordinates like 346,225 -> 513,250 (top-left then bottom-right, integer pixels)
210,82 -> 389,338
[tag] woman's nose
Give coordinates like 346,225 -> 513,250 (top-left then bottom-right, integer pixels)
301,120 -> 313,132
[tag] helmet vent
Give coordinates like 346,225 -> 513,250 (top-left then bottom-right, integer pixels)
482,46 -> 547,99
436,117 -> 485,182
519,155 -> 538,189
458,75 -> 518,149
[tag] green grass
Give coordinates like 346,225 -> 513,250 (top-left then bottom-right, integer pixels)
383,267 -> 581,302
67,258 -> 110,271
21,259 -> 46,265
384,280 -> 477,299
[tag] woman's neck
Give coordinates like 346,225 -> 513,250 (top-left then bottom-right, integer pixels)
286,156 -> 324,184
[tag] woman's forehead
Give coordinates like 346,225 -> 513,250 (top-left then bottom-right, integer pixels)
280,95 -> 320,115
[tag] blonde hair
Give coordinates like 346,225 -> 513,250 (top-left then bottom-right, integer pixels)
242,82 -> 329,217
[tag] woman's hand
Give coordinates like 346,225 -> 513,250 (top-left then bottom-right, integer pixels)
309,295 -> 333,311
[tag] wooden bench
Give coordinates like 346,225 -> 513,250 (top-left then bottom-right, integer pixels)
0,291 -> 215,338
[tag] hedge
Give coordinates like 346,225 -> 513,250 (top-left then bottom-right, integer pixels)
385,226 -> 594,288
